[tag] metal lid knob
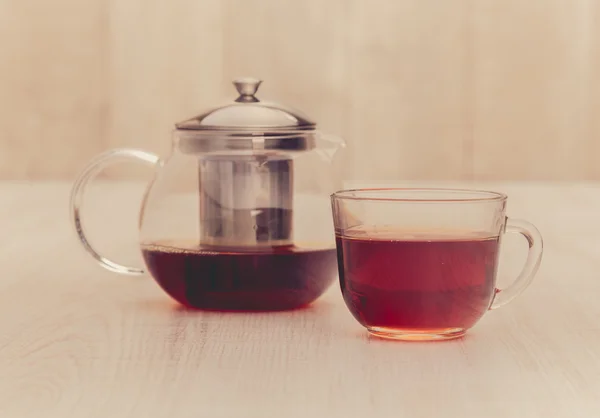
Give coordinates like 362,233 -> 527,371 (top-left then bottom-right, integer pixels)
234,78 -> 262,103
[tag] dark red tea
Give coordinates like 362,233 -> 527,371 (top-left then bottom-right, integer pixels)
336,230 -> 500,334
142,241 -> 337,311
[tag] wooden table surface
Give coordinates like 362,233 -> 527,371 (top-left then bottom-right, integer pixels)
1,181 -> 599,417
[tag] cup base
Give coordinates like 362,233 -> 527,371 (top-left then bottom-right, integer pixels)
367,326 -> 466,341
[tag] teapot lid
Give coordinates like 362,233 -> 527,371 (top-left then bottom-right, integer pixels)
176,78 -> 316,132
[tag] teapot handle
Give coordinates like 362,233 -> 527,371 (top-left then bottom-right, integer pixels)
70,149 -> 160,275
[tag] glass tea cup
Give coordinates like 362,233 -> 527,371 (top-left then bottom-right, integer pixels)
331,188 -> 543,341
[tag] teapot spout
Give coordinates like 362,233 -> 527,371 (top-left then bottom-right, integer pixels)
315,133 -> 347,162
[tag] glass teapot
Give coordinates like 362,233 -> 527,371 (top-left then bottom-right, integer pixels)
70,78 -> 346,311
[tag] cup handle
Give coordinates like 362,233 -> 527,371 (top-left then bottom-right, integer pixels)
70,148 -> 160,275
490,217 -> 544,310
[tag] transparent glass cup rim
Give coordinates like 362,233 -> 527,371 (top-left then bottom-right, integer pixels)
331,188 -> 507,203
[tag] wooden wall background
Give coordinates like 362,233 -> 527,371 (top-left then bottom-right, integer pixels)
1,0 -> 599,181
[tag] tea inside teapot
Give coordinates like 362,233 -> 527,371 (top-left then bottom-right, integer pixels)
141,240 -> 337,311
